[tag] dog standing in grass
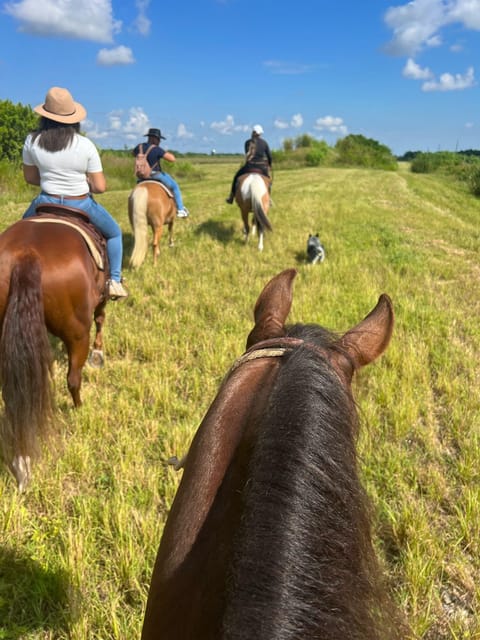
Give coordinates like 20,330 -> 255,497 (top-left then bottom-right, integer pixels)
307,234 -> 325,264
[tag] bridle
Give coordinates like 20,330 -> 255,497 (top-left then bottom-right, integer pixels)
228,336 -> 327,375
227,335 -> 354,389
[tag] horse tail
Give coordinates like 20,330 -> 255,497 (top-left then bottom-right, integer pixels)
251,175 -> 272,233
129,186 -> 150,268
0,252 -> 54,466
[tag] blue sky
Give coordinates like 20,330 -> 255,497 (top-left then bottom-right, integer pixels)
1,0 -> 479,155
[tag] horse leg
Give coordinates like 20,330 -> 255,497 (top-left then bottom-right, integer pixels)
152,226 -> 164,265
168,221 -> 174,248
252,214 -> 257,238
258,229 -> 264,251
89,302 -> 106,368
242,209 -> 250,243
66,336 -> 90,407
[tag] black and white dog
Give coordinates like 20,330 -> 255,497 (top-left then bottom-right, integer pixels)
306,234 -> 325,264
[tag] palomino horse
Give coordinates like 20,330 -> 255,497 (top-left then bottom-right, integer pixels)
128,181 -> 176,268
142,269 -> 407,640
235,172 -> 272,251
0,210 -> 108,491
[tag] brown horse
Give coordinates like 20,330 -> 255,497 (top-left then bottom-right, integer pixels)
235,172 -> 272,251
142,269 -> 408,640
0,212 -> 108,491
128,181 -> 176,268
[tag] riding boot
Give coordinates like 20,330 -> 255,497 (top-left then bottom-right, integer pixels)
225,193 -> 234,204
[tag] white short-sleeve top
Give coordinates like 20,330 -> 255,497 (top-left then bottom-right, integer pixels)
23,133 -> 103,196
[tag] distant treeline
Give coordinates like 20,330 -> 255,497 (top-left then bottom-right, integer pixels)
1,98 -> 479,197
397,149 -> 480,161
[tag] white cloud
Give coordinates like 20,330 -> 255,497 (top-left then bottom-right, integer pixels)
177,123 -> 194,139
274,114 -> 303,130
384,0 -> 445,56
274,119 -> 289,130
403,58 -> 433,79
422,65 -> 476,91
123,107 -> 150,137
384,0 -> 480,56
448,0 -> 480,28
263,60 -> 315,75
314,115 -> 348,136
4,0 -> 121,43
291,113 -> 303,128
210,115 -> 249,135
83,107 -> 150,143
133,0 -> 151,36
83,119 -> 109,140
107,113 -> 122,131
97,45 -> 134,66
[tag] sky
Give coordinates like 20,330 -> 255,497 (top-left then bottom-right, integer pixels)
1,0 -> 479,155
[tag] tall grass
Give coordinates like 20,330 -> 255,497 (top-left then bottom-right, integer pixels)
0,161 -> 479,638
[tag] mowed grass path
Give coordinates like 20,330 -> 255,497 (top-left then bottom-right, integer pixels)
0,162 -> 479,638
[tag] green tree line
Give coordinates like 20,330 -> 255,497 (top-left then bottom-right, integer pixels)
0,99 -> 38,162
2,98 -> 480,195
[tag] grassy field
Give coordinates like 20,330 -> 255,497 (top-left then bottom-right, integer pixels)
0,160 -> 479,639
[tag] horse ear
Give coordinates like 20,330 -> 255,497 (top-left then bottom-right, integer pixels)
246,269 -> 297,349
333,294 -> 394,379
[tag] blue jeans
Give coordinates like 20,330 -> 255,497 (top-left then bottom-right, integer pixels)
150,172 -> 184,210
23,193 -> 123,282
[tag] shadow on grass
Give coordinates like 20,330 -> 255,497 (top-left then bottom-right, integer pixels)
294,250 -> 308,264
122,231 -> 135,256
194,220 -> 237,245
0,546 -> 75,638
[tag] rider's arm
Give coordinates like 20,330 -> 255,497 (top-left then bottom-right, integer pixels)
87,171 -> 106,194
266,145 -> 273,167
23,164 -> 40,186
162,151 -> 176,163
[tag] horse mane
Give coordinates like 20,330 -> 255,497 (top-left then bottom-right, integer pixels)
223,323 -> 405,640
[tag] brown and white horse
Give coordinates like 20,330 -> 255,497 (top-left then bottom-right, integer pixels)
128,181 -> 176,268
235,173 -> 272,251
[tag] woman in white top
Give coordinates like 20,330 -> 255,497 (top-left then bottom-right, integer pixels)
22,86 -> 128,300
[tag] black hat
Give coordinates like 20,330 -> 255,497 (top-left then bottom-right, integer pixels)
144,127 -> 165,140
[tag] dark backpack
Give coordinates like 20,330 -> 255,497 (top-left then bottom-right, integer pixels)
135,144 -> 155,180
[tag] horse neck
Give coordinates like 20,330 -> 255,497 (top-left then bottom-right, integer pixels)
222,341 -> 395,640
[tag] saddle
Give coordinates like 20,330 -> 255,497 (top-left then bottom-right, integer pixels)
28,204 -> 108,271
139,179 -> 174,199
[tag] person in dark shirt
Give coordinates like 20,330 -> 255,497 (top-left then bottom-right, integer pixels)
133,128 -> 189,218
226,124 -> 272,204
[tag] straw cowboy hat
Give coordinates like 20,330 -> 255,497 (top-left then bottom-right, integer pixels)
34,87 -> 87,124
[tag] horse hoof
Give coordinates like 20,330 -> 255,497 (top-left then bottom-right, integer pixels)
11,455 -> 31,493
167,455 -> 185,471
89,349 -> 104,368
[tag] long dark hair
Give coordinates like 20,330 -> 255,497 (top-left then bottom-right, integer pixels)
31,117 -> 80,152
